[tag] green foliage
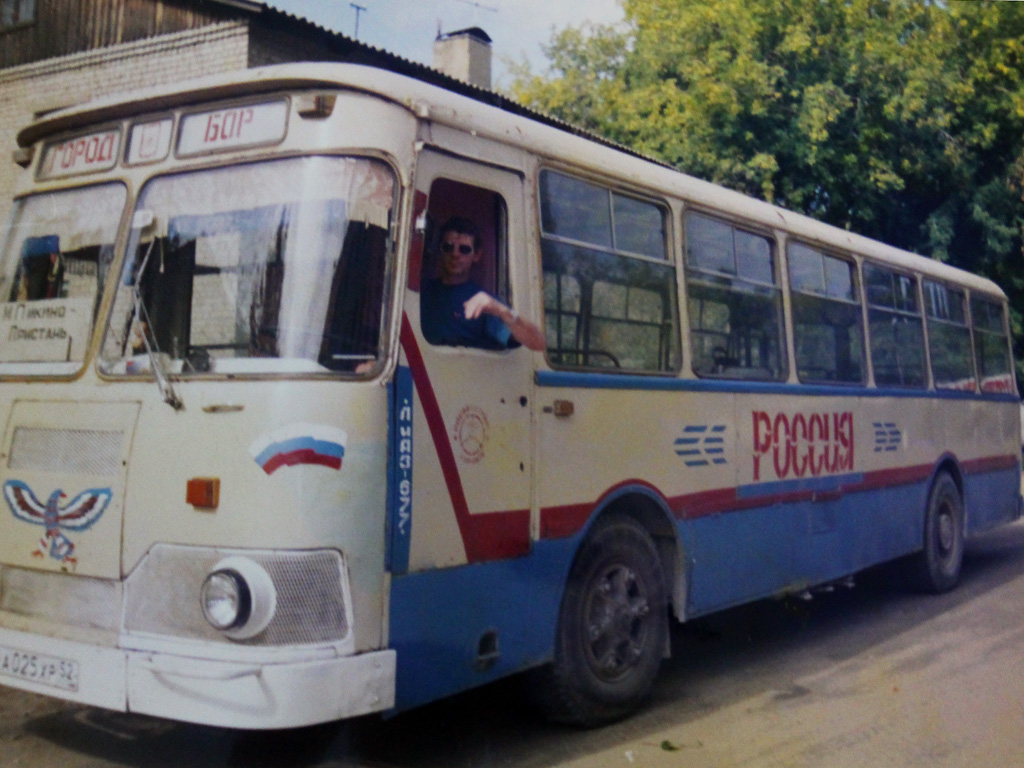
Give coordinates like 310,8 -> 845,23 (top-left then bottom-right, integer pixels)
509,0 -> 1024,384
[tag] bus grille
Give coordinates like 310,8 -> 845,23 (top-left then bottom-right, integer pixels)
124,545 -> 351,647
8,427 -> 123,475
0,565 -> 121,632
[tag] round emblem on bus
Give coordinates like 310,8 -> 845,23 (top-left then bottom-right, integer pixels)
453,406 -> 489,464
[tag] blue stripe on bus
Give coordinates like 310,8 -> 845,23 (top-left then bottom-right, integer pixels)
534,370 -> 1020,401
683,463 -> 1020,615
385,378 -> 396,572
388,535 -> 576,713
386,365 -> 414,575
387,464 -> 1020,713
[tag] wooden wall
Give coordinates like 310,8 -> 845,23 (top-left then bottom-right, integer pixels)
1,0 -> 240,69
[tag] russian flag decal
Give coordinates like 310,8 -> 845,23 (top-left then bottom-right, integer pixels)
249,423 -> 348,475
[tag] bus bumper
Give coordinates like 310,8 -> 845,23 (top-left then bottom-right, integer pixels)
0,626 -> 396,729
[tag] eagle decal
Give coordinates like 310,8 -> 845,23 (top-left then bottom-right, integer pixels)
3,480 -> 112,569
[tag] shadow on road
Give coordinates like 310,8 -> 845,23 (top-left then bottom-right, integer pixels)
21,521 -> 1024,768
24,707 -> 353,768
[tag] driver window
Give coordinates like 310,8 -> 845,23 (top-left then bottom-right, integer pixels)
418,178 -> 511,349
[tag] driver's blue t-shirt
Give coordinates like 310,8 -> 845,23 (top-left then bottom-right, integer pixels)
420,279 -> 516,349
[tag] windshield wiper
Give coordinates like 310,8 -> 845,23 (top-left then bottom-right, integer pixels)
130,212 -> 183,411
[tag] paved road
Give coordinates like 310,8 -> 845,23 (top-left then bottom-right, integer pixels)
4,521 -> 1024,768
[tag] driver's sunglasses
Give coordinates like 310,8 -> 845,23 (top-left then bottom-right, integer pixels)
441,241 -> 475,255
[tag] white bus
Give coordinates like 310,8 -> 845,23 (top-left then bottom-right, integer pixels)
0,62 -> 1019,729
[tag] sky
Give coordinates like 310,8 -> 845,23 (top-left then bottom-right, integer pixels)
262,0 -> 625,86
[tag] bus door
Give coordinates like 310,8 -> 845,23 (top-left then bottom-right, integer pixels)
386,151 -> 536,707
391,151 -> 533,574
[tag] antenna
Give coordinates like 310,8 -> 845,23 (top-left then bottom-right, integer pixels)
349,3 -> 367,39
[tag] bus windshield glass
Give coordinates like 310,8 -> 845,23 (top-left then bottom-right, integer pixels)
0,184 -> 125,375
101,156 -> 395,376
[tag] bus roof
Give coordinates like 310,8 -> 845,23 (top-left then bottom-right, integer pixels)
17,61 -> 1006,300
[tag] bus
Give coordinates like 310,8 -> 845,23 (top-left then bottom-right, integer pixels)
0,62 -> 1019,730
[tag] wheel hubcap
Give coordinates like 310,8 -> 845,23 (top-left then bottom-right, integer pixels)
937,506 -> 954,555
584,564 -> 650,680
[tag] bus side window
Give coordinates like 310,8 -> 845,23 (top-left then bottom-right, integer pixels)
924,280 -> 975,391
685,213 -> 784,380
971,295 -> 1013,394
864,264 -> 925,388
788,243 -> 864,384
541,170 -> 679,372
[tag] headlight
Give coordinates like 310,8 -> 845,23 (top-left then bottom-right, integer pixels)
200,570 -> 250,631
200,557 -> 277,640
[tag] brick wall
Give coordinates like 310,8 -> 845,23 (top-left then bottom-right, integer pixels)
0,21 -> 250,225
247,22 -> 331,68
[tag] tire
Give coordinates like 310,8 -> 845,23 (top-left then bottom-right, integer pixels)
906,472 -> 965,593
534,515 -> 668,726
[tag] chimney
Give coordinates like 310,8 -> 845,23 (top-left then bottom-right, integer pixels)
433,27 -> 492,90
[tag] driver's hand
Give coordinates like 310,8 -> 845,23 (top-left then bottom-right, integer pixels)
463,291 -> 502,320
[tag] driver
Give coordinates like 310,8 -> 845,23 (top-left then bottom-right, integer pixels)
420,216 -> 544,351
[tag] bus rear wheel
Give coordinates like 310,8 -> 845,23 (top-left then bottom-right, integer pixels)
535,514 -> 667,727
906,471 -> 964,593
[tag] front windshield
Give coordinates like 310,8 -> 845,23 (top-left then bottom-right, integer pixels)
0,184 -> 125,374
100,156 -> 395,376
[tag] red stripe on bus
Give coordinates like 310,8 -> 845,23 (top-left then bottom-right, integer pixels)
854,464 -> 933,492
399,313 -> 531,561
541,479 -> 671,538
669,487 -> 738,519
539,455 -> 1018,539
962,454 -> 1019,474
540,503 -> 593,540
466,508 -> 531,560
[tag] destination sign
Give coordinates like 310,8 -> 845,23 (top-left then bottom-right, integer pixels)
178,101 -> 288,157
0,298 -> 92,363
39,129 -> 121,180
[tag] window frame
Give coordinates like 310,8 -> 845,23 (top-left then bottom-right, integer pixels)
862,261 -> 927,389
98,155 -> 399,379
418,177 -> 513,351
786,241 -> 866,386
922,278 -> 976,392
683,208 -> 787,381
970,292 -> 1013,394
0,181 -> 127,377
539,168 -> 680,375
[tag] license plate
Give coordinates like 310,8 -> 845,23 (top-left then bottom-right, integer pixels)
0,644 -> 78,692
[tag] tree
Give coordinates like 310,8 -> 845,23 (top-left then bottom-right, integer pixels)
510,0 -> 1024,378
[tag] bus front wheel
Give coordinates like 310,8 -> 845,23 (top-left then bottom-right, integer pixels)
536,514 -> 667,727
907,472 -> 964,593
